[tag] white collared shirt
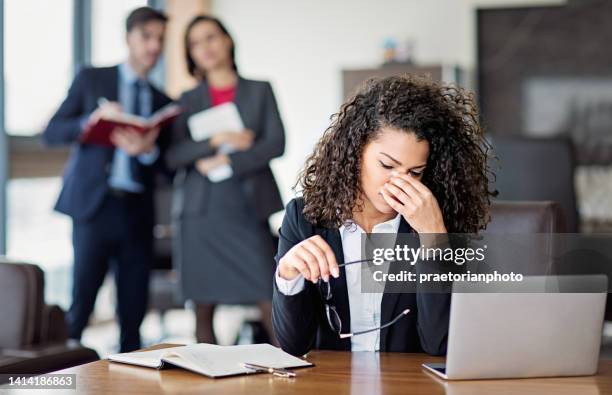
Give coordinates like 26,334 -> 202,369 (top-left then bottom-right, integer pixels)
275,214 -> 401,351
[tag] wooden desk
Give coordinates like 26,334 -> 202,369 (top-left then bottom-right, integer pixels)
49,343 -> 612,395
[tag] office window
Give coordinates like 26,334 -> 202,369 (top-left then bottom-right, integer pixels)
91,0 -> 148,66
4,0 -> 73,135
7,178 -> 73,308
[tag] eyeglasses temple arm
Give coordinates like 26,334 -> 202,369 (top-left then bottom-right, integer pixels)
339,309 -> 410,338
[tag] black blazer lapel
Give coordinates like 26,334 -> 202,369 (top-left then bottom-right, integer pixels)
233,77 -> 253,132
320,226 -> 352,350
380,217 -> 413,350
193,80 -> 211,113
233,77 -> 246,115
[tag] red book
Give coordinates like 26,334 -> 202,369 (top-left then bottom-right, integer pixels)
80,103 -> 183,147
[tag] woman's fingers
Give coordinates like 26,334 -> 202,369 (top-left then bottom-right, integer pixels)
221,131 -> 254,151
384,182 -> 411,206
308,235 -> 340,278
300,235 -> 339,282
389,176 -> 422,205
381,187 -> 417,218
393,172 -> 432,197
194,159 -> 208,175
302,239 -> 331,282
385,173 -> 446,234
292,235 -> 339,283
290,258 -> 311,282
295,247 -> 321,283
384,182 -> 418,214
236,134 -> 254,150
279,235 -> 339,283
381,187 -> 404,213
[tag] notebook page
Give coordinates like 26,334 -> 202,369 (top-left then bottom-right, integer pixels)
188,102 -> 244,142
169,343 -> 312,378
108,346 -> 188,368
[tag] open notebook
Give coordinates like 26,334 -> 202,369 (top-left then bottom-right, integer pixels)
108,343 -> 313,378
81,103 -> 183,146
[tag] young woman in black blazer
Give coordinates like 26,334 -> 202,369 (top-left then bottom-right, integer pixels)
166,16 -> 285,345
272,75 -> 496,356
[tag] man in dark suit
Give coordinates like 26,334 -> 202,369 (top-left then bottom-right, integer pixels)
42,7 -> 172,352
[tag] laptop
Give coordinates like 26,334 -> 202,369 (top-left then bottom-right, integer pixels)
422,275 -> 608,380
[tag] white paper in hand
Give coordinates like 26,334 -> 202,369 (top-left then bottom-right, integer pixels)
188,102 -> 244,142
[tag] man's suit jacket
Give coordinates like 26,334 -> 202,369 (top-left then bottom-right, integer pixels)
165,77 -> 285,222
272,197 -> 451,357
42,65 -> 172,223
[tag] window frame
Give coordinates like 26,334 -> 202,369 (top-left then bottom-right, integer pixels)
0,0 -> 165,253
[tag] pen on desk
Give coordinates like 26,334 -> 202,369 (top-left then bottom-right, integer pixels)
242,362 -> 296,378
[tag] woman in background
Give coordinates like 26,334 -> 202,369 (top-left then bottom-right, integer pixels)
166,15 -> 285,345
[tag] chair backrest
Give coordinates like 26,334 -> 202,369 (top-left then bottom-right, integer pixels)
485,200 -> 567,234
0,260 -> 44,348
152,175 -> 174,270
490,136 -> 579,232
483,201 -> 566,276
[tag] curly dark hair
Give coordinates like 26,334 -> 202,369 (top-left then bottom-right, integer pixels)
296,74 -> 497,233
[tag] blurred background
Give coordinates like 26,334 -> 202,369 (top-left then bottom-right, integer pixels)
0,0 -> 611,361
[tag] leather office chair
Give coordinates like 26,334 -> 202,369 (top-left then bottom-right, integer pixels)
0,260 -> 99,378
486,201 -> 611,328
480,201 -> 565,278
490,136 -> 579,232
149,175 -> 183,341
485,200 -> 567,234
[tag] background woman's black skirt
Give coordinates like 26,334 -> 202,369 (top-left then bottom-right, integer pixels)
175,176 -> 277,304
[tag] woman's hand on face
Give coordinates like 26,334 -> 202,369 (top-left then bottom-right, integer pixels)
278,235 -> 340,283
380,171 -> 447,234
